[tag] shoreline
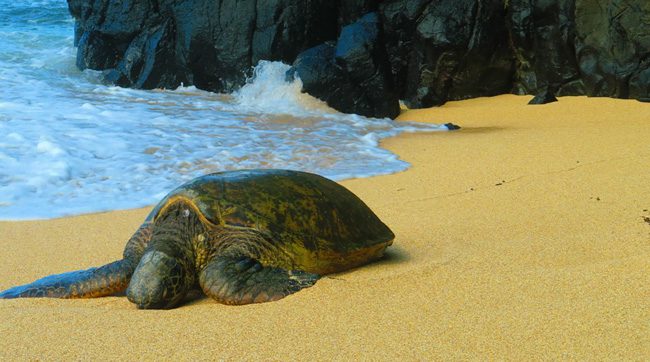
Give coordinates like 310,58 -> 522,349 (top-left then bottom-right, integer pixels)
1,95 -> 648,359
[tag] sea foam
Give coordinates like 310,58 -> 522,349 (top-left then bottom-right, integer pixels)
0,1 -> 448,220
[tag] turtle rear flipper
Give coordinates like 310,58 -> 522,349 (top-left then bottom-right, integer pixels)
0,259 -> 133,299
199,256 -> 320,305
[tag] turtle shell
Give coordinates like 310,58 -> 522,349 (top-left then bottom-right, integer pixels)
147,169 -> 394,258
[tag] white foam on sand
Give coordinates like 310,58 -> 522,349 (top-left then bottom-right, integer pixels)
0,2 -> 449,220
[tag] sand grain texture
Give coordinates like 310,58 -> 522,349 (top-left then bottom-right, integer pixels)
1,95 -> 649,359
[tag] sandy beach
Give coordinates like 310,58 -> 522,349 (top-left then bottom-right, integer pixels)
0,95 -> 648,359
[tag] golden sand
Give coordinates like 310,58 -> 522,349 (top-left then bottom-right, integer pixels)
0,95 -> 648,359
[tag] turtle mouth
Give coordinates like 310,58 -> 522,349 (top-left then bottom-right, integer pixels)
127,281 -> 187,310
131,298 -> 179,310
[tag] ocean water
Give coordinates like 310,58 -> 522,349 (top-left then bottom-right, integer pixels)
0,0 -> 448,220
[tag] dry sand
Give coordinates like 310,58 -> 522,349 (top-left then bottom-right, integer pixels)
0,95 -> 648,360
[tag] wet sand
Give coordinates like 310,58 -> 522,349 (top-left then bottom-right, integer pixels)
0,95 -> 648,359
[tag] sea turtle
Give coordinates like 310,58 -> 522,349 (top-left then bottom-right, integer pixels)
0,169 -> 394,309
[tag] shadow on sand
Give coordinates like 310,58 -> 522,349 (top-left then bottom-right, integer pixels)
375,244 -> 410,266
177,245 -> 412,307
455,126 -> 503,134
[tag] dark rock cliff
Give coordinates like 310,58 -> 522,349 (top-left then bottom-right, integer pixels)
70,0 -> 338,91
67,0 -> 650,118
378,0 -> 514,108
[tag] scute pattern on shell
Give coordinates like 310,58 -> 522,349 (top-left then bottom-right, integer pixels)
147,169 -> 394,256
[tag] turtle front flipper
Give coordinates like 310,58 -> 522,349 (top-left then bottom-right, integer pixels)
199,256 -> 320,305
0,221 -> 152,300
0,259 -> 134,299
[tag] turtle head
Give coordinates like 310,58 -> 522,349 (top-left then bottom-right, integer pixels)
126,250 -> 191,309
126,200 -> 205,309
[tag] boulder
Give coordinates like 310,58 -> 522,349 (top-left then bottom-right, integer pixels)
76,31 -> 123,70
289,43 -> 355,111
574,0 -> 650,99
377,0 -> 430,100
104,18 -> 190,89
507,0 -> 582,95
509,0 -> 650,100
290,13 -> 400,119
70,0 -> 150,70
380,0 -> 515,108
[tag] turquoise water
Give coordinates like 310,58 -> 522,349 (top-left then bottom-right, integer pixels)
0,0 -> 447,220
